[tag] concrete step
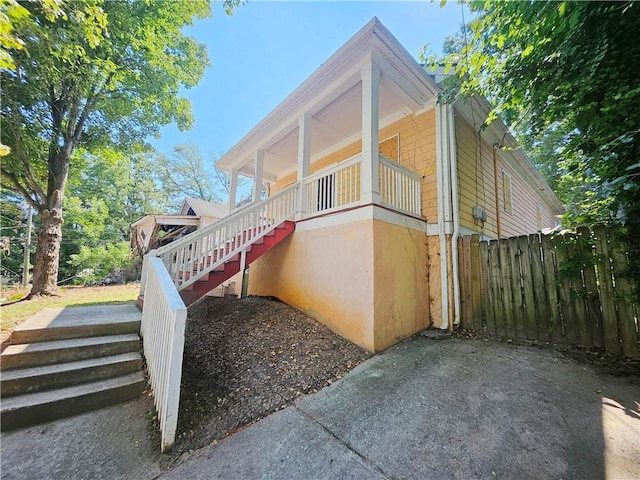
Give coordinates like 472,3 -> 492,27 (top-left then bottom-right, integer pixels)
0,371 -> 146,431
0,334 -> 140,371
1,352 -> 143,397
11,304 -> 141,344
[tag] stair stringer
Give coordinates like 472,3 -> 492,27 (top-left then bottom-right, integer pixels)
179,221 -> 295,305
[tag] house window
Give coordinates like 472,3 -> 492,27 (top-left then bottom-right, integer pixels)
379,134 -> 399,162
536,205 -> 543,231
502,170 -> 513,214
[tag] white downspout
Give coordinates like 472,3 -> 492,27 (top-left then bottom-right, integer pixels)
447,103 -> 461,327
435,104 -> 450,330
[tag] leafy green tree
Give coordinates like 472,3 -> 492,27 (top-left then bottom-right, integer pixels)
156,143 -> 221,212
68,242 -> 130,285
0,0 -> 230,296
436,1 -> 640,284
57,145 -> 170,283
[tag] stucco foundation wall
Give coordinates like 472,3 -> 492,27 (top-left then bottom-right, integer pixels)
247,220 -> 376,351
372,220 -> 430,351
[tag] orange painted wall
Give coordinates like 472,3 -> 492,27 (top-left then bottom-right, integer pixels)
247,219 -> 376,350
372,220 -> 430,350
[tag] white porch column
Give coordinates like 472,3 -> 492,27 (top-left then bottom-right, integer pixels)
361,61 -> 381,204
296,112 -> 312,220
253,151 -> 264,202
228,168 -> 239,214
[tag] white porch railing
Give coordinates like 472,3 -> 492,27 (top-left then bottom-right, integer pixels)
378,154 -> 422,216
140,257 -> 187,452
302,153 -> 421,218
303,154 -> 362,215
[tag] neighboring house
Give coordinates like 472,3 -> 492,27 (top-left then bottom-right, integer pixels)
143,18 -> 563,353
131,197 -> 228,256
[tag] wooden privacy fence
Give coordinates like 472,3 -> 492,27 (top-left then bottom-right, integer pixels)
458,225 -> 639,358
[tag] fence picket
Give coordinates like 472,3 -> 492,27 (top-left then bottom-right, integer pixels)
470,235 -> 483,331
593,226 -> 620,354
517,235 -> 537,340
499,240 -> 517,338
457,237 -> 468,328
609,234 -> 640,358
489,240 -> 505,336
576,227 -> 602,347
508,237 -> 524,339
479,240 -> 495,334
555,235 -> 576,344
530,234 -> 550,342
566,234 -> 590,346
541,234 -> 562,343
462,236 -> 473,328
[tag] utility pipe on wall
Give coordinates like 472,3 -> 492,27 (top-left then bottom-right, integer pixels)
435,104 -> 450,330
447,104 -> 461,327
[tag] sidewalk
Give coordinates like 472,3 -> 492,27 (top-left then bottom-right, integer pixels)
2,336 -> 639,479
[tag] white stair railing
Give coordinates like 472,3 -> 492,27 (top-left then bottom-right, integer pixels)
142,183 -> 298,294
378,154 -> 422,216
140,257 -> 187,452
139,183 -> 298,452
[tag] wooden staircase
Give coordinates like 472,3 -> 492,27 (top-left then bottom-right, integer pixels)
138,220 -> 295,308
0,305 -> 145,431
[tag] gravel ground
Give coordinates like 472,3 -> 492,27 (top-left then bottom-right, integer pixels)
169,295 -> 370,457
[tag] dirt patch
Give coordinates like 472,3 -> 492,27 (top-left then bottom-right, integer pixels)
170,295 -> 369,458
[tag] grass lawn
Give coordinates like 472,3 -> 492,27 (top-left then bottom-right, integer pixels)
0,284 -> 140,336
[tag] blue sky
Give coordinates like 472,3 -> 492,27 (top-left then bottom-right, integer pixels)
151,1 -> 466,159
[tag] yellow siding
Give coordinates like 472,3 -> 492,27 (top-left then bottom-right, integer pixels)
271,110 -> 437,220
455,116 -> 559,238
389,111 -> 437,221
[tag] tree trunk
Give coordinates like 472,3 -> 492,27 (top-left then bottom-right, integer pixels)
29,191 -> 64,297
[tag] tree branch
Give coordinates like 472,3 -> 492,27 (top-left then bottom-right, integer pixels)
72,72 -> 114,144
0,168 -> 42,211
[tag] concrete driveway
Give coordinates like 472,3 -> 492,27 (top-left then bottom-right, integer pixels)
163,337 -> 640,480
2,336 -> 639,479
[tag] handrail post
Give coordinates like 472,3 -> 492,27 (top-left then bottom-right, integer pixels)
139,249 -> 158,301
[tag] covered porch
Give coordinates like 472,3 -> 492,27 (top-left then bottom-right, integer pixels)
217,19 -> 439,223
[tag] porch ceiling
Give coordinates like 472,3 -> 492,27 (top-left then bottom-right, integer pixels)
252,80 -> 415,180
